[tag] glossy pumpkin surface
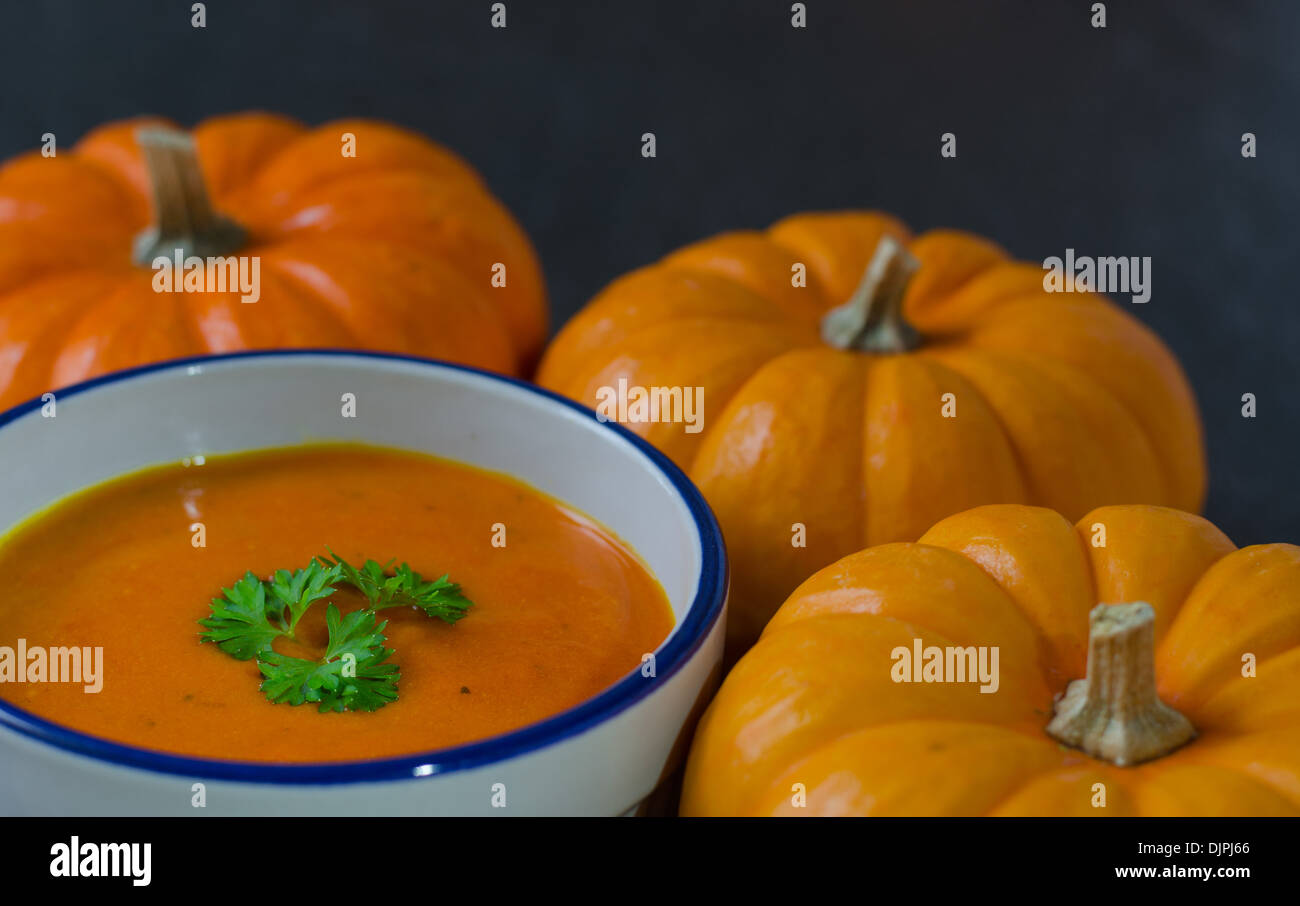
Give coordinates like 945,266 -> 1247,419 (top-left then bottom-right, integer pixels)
539,212 -> 1205,654
680,504 -> 1300,816
0,112 -> 547,411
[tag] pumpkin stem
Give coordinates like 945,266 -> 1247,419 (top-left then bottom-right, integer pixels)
1045,602 -> 1195,766
132,126 -> 246,265
820,235 -> 922,353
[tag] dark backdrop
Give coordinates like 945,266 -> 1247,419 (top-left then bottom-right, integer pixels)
2,1 -> 1296,543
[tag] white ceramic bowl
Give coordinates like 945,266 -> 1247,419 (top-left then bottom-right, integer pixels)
0,351 -> 727,816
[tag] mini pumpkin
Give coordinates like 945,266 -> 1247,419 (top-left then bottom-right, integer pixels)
681,504 -> 1300,816
0,112 -> 547,411
538,213 -> 1205,655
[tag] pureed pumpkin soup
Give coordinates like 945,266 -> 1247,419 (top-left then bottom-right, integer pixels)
0,443 -> 674,762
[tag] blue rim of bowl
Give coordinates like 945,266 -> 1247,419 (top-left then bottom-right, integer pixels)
0,349 -> 728,784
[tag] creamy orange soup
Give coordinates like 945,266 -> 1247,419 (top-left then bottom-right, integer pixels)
0,444 -> 674,762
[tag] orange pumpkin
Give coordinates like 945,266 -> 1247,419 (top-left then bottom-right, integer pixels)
681,504 -> 1300,816
538,213 -> 1205,655
0,112 -> 547,411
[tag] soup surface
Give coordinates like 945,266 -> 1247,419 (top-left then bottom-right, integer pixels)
0,444 -> 674,762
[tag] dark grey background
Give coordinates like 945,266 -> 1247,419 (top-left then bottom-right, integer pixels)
2,1 -> 1295,542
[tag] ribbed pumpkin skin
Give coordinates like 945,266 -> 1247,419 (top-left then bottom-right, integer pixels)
0,112 -> 548,411
680,504 -> 1300,817
538,212 -> 1205,652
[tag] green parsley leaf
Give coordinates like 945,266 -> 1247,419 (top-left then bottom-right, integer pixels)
267,559 -> 342,636
258,604 -> 399,713
199,560 -> 343,659
198,572 -> 282,660
319,550 -> 473,624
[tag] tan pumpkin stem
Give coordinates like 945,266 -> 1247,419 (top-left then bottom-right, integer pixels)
1046,602 -> 1195,766
820,235 -> 922,353
132,126 -> 246,265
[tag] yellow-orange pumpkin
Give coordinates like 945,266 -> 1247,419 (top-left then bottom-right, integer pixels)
0,112 -> 547,411
538,213 -> 1205,655
681,504 -> 1300,816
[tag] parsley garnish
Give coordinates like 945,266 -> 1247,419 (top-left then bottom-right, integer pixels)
318,549 -> 473,623
259,605 -> 399,712
199,553 -> 473,713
